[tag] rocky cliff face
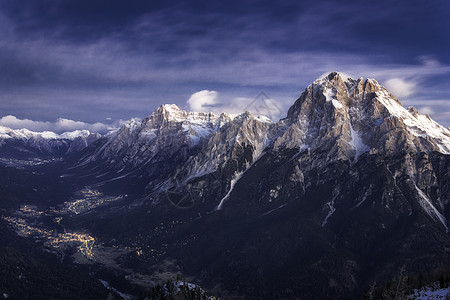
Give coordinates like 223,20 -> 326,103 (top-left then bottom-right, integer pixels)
260,72 -> 450,232
61,72 -> 450,298
273,72 -> 450,158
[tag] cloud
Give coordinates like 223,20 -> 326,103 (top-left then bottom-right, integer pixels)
186,90 -> 288,122
384,78 -> 417,98
187,90 -> 219,112
417,55 -> 440,68
417,106 -> 435,115
0,115 -> 113,134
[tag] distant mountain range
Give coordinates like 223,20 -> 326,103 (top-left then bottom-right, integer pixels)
0,126 -> 101,160
1,72 -> 449,299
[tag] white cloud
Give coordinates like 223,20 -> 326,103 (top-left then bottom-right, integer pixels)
186,91 -> 288,122
0,115 -> 112,134
417,106 -> 435,115
417,55 -> 440,68
187,90 -> 219,112
384,78 -> 417,98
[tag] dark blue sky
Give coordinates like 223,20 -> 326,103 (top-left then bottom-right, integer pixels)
0,0 -> 449,132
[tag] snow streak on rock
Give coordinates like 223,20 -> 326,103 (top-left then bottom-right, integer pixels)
415,186 -> 448,233
322,197 -> 337,227
216,171 -> 244,211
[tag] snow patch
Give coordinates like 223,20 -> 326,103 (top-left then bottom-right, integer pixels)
349,122 -> 369,161
408,282 -> 449,299
174,281 -> 197,291
162,104 -> 182,115
255,115 -> 272,123
123,118 -> 141,132
332,99 -> 343,109
324,88 -> 336,102
39,131 -> 59,139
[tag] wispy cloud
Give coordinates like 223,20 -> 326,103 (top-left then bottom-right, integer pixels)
384,78 -> 417,98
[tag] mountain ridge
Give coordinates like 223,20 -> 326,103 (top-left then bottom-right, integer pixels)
1,72 -> 449,299
66,73 -> 450,214
0,125 -> 102,160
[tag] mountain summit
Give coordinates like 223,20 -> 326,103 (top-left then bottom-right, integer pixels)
275,72 -> 450,157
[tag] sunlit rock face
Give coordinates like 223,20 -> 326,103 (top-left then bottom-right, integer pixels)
273,72 -> 450,160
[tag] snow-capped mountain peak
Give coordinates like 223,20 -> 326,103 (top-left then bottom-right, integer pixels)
278,72 -> 450,158
152,104 -> 218,124
88,104 -> 273,171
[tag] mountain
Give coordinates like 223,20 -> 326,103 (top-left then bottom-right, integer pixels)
66,104 -> 272,200
0,126 -> 102,161
1,72 -> 450,299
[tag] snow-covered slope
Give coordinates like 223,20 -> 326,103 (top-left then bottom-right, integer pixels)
376,88 -> 450,154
